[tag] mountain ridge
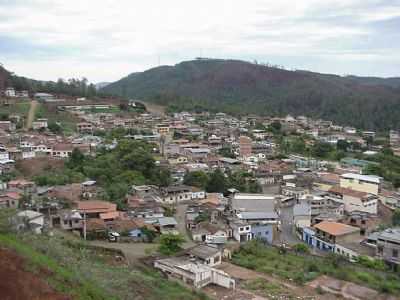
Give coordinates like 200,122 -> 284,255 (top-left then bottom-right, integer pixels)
102,59 -> 400,131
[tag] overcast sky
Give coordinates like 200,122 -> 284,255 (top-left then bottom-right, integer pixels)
1,0 -> 400,82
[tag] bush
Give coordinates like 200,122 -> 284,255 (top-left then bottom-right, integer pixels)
293,243 -> 310,254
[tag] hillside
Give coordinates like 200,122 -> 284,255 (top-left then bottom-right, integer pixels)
0,231 -> 208,300
102,59 -> 400,131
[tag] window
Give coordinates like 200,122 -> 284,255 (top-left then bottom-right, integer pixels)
378,245 -> 383,254
245,226 -> 250,230
265,231 -> 269,235
239,227 -> 243,232
393,249 -> 399,258
361,220 -> 366,225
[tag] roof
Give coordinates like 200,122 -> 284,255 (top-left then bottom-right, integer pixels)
76,200 -> 117,214
231,193 -> 275,212
378,228 -> 400,242
341,173 -> 381,184
157,217 -> 178,227
313,221 -> 359,236
293,203 -> 311,216
189,244 -> 220,259
329,186 -> 368,198
237,211 -> 278,220
17,210 -> 43,219
86,218 -> 106,231
99,211 -> 119,220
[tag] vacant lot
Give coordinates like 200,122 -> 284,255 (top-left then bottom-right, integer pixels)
232,241 -> 400,296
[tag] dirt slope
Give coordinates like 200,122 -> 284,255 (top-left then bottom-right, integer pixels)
0,247 -> 70,300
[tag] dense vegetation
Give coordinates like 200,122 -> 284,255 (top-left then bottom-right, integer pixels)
102,59 -> 400,131
34,139 -> 171,208
183,169 -> 262,194
233,240 -> 400,294
1,64 -> 106,98
363,148 -> 400,188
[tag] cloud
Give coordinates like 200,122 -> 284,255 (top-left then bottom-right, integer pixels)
0,0 -> 399,81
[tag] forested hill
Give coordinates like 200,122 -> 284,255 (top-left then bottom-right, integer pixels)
0,64 -> 100,98
102,59 -> 400,131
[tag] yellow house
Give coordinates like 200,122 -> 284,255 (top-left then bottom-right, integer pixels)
340,173 -> 381,195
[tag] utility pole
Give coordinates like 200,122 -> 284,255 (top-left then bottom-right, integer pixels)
83,212 -> 87,240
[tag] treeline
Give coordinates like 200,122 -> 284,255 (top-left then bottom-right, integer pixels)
10,75 -> 100,98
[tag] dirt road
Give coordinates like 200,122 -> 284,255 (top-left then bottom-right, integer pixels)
89,240 -> 159,263
26,100 -> 39,129
141,101 -> 165,116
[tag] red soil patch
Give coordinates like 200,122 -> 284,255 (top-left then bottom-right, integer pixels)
0,247 -> 71,300
16,157 -> 65,178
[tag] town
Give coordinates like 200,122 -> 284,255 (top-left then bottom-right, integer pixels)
0,82 -> 399,300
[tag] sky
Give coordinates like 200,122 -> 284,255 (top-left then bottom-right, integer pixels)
0,0 -> 400,82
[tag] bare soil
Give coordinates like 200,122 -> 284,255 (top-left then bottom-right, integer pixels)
0,247 -> 70,300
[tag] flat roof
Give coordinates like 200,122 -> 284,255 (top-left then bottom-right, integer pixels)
341,173 -> 381,184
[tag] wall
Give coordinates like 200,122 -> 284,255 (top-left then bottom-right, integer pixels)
251,224 -> 274,244
340,178 -> 379,195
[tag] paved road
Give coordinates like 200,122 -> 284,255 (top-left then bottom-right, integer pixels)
175,203 -> 195,248
279,204 -> 302,245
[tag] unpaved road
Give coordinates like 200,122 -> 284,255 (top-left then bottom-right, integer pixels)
175,204 -> 195,248
26,100 -> 39,129
89,241 -> 159,263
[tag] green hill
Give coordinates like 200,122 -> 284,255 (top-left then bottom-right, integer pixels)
102,59 -> 400,131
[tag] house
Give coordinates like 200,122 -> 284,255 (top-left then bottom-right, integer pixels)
191,222 -> 228,244
160,185 -> 192,204
0,121 -> 16,132
75,200 -> 117,219
229,193 -> 276,214
340,173 -> 381,195
293,202 -> 311,230
303,221 -> 367,260
32,119 -> 48,130
5,87 -> 16,97
16,210 -> 44,234
341,211 -> 379,235
58,210 -> 83,231
77,122 -> 93,133
188,244 -> 222,267
52,143 -> 74,158
35,93 -> 54,101
8,179 -> 36,194
376,228 -> 400,266
151,217 -> 178,234
230,221 -> 252,242
328,186 -> 378,214
154,257 -> 235,289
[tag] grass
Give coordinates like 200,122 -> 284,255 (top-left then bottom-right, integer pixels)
232,240 -> 400,295
0,232 -> 208,300
243,278 -> 295,299
35,103 -> 78,134
0,101 -> 31,118
0,233 -> 113,300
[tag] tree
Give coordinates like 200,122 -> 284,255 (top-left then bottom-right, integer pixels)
206,169 -> 227,193
311,141 -> 334,158
48,122 -> 62,134
183,171 -> 209,189
337,140 -> 349,152
158,233 -> 185,255
269,121 -> 282,133
393,209 -> 400,226
218,147 -> 235,158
